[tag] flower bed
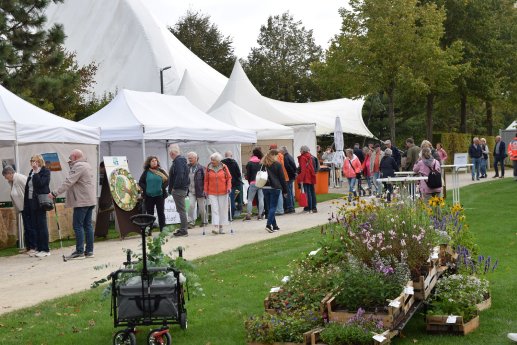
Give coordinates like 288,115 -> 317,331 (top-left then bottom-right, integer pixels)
309,326 -> 395,345
425,315 -> 480,335
324,281 -> 415,330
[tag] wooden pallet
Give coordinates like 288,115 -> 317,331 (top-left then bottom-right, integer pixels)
248,329 -> 314,345
324,281 -> 415,330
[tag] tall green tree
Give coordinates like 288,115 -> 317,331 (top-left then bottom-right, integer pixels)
242,12 -> 323,103
169,10 -> 236,77
0,0 -> 99,119
314,0 -> 459,142
436,0 -> 517,134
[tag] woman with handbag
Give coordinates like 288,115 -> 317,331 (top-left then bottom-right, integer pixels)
138,156 -> 169,232
296,145 -> 317,213
24,154 -> 51,258
342,149 -> 362,201
261,149 -> 287,233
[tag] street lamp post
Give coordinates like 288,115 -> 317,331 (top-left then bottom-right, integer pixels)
160,66 -> 171,94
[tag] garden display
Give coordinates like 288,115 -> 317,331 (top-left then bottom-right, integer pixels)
245,196 -> 497,344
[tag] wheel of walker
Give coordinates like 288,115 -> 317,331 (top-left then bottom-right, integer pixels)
179,310 -> 188,330
147,329 -> 172,345
113,330 -> 136,345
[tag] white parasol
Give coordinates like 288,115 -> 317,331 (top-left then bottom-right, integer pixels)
332,116 -> 345,168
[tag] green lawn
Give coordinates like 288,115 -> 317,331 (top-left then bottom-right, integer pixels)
0,181 -> 514,344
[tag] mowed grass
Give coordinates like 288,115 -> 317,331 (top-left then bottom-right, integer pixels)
0,181 -> 514,344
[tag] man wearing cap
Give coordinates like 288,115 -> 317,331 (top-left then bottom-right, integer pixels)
49,149 -> 96,260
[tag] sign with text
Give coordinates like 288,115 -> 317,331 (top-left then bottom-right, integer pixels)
453,153 -> 468,166
163,196 -> 180,224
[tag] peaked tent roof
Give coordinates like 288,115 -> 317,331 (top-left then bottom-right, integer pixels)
0,85 -> 100,144
208,61 -> 302,125
506,120 -> 517,130
80,89 -> 256,143
209,101 -> 294,140
45,0 -> 227,103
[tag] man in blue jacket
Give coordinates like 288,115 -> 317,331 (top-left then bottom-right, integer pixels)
168,144 -> 190,237
468,137 -> 482,181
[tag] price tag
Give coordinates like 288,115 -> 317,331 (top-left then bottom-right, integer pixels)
372,334 -> 387,342
404,286 -> 414,295
388,300 -> 401,308
446,315 -> 457,324
270,287 -> 281,293
308,248 -> 321,256
281,276 -> 290,283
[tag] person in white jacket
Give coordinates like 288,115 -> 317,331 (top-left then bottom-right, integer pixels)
2,165 -> 36,255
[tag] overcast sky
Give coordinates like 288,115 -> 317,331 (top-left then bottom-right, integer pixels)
143,0 -> 348,58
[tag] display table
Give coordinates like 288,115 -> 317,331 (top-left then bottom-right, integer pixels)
376,176 -> 428,201
441,164 -> 473,204
0,204 -> 74,249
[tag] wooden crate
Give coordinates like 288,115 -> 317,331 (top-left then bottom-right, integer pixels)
308,328 -> 394,345
325,281 -> 415,330
263,288 -> 284,315
413,263 -> 440,300
476,294 -> 492,311
426,315 -> 480,335
439,244 -> 458,266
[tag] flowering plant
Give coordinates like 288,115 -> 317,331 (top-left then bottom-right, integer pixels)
334,256 -> 409,311
336,199 -> 439,278
428,274 -> 488,322
320,308 -> 385,345
244,308 -> 323,343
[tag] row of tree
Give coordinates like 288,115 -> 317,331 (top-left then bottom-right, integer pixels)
172,1 -> 517,144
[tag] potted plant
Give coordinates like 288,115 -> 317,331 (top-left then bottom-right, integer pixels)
244,309 -> 323,345
426,274 -> 488,335
318,308 -> 390,345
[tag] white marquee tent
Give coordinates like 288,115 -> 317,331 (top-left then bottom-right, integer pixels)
80,89 -> 256,176
45,0 -> 375,143
0,85 -> 101,246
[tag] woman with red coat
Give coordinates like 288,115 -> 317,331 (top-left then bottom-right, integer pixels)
343,149 -> 362,201
204,152 -> 232,235
296,145 -> 317,213
361,146 -> 373,195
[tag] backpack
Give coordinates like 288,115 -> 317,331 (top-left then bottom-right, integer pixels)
425,162 -> 442,189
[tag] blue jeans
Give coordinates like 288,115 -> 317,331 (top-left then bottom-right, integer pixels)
373,172 -> 382,194
347,177 -> 357,199
22,208 -> 37,250
285,180 -> 295,211
276,191 -> 284,214
246,184 -> 264,216
471,157 -> 481,179
480,158 -> 487,176
303,184 -> 317,211
73,206 -> 94,254
28,198 -> 49,252
263,188 -> 280,227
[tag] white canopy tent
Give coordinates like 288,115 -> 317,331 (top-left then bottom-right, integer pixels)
0,85 -> 100,247
45,0 -> 374,144
80,89 -> 256,176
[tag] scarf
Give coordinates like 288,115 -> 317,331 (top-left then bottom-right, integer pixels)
423,157 -> 435,168
149,168 -> 168,183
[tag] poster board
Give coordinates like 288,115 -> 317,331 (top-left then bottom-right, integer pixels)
453,153 -> 469,172
41,152 -> 62,172
163,196 -> 181,224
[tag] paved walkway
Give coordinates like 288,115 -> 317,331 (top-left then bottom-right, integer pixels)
0,170 -> 499,315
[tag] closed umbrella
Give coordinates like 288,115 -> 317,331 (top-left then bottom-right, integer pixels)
332,116 -> 345,187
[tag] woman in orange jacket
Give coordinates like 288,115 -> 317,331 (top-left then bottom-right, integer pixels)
204,152 -> 232,234
342,148 -> 362,201
509,134 -> 517,181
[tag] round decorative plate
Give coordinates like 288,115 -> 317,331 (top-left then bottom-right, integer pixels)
109,168 -> 139,211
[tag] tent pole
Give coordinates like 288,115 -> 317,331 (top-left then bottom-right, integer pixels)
166,140 -> 170,169
13,123 -> 24,250
141,125 -> 146,164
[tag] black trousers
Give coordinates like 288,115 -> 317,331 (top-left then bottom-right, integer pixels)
145,195 -> 166,230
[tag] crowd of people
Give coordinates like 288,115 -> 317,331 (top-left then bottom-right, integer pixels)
3,134 -> 516,259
